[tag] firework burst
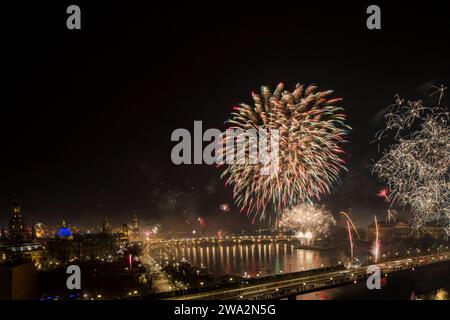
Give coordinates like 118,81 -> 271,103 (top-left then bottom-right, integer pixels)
279,204 -> 336,242
220,82 -> 350,221
373,87 -> 450,231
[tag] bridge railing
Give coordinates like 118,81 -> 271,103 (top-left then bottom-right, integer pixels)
144,264 -> 346,300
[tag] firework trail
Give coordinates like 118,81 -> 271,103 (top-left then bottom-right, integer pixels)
220,82 -> 350,221
279,204 -> 336,243
430,84 -> 447,106
346,220 -> 354,262
385,209 -> 398,223
340,211 -> 360,263
339,211 -> 361,240
373,86 -> 449,231
372,216 -> 380,263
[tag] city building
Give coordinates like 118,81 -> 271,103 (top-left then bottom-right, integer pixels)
56,220 -> 73,240
33,223 -> 47,239
367,219 -> 447,241
392,221 -> 410,239
419,223 -> 447,240
0,202 -> 45,265
0,242 -> 44,265
0,262 -> 39,299
129,215 -> 141,243
0,226 -> 6,242
102,217 -> 112,234
8,202 -> 28,242
121,223 -> 129,242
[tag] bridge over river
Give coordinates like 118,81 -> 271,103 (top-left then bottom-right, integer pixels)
148,234 -> 301,246
153,251 -> 450,300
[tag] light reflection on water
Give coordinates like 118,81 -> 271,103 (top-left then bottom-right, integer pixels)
433,288 -> 449,300
170,243 -> 347,278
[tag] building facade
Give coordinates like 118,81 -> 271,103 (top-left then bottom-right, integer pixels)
8,202 -> 28,242
367,219 -> 447,241
129,215 -> 141,243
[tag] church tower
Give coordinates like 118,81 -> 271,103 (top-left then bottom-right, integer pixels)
8,201 -> 27,242
121,223 -> 129,242
0,226 -> 6,242
102,217 -> 111,234
31,225 -> 38,242
130,215 -> 140,242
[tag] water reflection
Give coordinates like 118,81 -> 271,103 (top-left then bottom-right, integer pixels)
170,243 -> 345,278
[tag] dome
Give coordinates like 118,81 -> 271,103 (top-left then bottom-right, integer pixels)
57,227 -> 73,238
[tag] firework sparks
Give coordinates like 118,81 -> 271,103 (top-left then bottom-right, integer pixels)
280,204 -> 336,243
430,84 -> 447,105
385,209 -> 398,223
197,217 -> 206,227
373,88 -> 450,231
377,188 -> 390,202
219,203 -> 231,212
220,82 -> 350,221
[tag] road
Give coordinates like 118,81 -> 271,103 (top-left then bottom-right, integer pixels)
166,251 -> 450,300
140,250 -> 174,293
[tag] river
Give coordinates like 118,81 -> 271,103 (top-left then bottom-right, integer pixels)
168,243 -> 351,279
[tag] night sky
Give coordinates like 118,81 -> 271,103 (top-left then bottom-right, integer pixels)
1,2 -> 449,230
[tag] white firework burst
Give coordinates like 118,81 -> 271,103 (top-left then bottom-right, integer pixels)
373,87 -> 449,231
280,204 -> 336,241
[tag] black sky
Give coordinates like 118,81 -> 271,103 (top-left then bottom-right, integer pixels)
1,1 -> 449,229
